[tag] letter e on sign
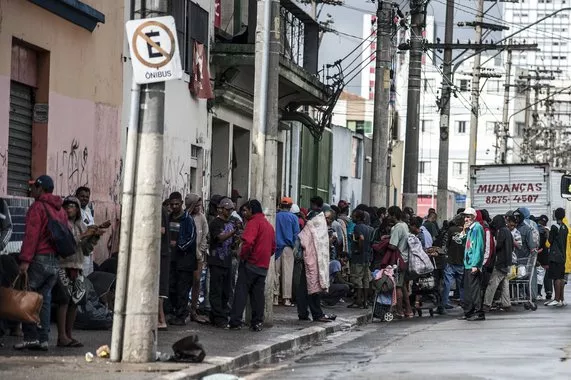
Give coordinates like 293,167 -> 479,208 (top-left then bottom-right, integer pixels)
126,16 -> 183,84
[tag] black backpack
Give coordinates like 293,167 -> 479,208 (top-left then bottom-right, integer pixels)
42,202 -> 77,258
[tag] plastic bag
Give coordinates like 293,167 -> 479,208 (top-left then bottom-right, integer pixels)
517,265 -> 527,279
507,265 -> 517,280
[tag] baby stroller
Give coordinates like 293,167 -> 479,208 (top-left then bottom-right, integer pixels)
371,266 -> 397,322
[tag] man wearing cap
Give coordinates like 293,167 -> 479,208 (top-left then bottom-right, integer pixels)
208,197 -> 237,327
274,197 -> 300,306
459,207 -> 486,321
15,175 -> 67,351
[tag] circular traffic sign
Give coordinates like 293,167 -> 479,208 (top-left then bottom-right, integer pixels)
131,20 -> 176,69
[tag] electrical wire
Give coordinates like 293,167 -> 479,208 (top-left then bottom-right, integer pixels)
431,0 -> 571,42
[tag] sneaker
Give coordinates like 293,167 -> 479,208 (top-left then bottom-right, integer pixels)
250,323 -> 263,332
14,340 -> 46,351
467,314 -> 485,321
482,305 -> 491,313
457,315 -> 469,320
554,301 -> 565,308
537,295 -> 545,301
545,300 -> 559,306
227,324 -> 242,330
444,304 -> 454,310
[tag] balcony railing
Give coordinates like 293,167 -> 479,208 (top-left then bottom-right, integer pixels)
281,6 -> 305,68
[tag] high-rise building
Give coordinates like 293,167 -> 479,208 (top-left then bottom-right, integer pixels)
504,1 -> 571,75
360,14 -> 376,100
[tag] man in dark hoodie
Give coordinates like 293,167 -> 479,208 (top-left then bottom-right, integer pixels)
15,175 -> 67,351
482,215 -> 514,312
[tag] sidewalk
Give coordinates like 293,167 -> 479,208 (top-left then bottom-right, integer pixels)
0,303 -> 371,380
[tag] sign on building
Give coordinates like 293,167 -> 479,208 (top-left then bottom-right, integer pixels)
125,16 -> 183,84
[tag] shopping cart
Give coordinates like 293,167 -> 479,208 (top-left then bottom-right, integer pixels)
509,253 -> 538,311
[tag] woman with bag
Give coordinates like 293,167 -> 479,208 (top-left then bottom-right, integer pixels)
53,196 -> 103,347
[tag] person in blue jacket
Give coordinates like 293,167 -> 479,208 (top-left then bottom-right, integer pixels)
459,207 -> 486,321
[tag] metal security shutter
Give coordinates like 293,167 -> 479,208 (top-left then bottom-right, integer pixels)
8,81 -> 34,197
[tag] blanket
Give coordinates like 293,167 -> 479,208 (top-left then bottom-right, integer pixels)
299,213 -> 330,295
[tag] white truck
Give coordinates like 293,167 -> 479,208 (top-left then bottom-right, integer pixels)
470,163 -> 567,218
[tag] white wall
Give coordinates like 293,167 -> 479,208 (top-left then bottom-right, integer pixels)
331,125 -> 364,207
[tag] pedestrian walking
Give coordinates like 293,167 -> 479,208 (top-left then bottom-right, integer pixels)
229,200 -> 276,331
15,175 -> 67,351
459,208 -> 486,321
158,205 -> 170,330
274,197 -> 300,307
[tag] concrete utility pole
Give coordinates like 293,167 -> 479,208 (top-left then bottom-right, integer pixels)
111,0 -> 166,363
466,0 -> 484,206
261,0 -> 281,326
436,0 -> 454,223
498,42 -> 512,164
252,0 -> 280,326
402,0 -> 425,210
370,1 -> 392,208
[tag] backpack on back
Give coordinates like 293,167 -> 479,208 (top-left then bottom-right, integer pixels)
42,203 -> 77,258
407,234 -> 434,277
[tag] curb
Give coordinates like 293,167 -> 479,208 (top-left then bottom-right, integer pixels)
159,311 -> 372,380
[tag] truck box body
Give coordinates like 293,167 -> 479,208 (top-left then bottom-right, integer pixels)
470,164 -> 564,218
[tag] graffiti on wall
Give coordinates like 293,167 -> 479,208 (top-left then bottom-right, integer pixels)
163,156 -> 192,200
108,158 -> 123,204
55,139 -> 89,195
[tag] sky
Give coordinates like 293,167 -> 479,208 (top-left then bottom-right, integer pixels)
314,0 -> 503,95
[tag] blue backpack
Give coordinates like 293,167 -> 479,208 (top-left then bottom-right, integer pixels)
42,202 -> 77,258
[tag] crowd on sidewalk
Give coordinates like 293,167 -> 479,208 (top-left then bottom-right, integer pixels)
1,173 -> 570,353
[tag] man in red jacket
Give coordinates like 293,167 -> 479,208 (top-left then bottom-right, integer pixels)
228,199 -> 276,331
15,175 -> 67,351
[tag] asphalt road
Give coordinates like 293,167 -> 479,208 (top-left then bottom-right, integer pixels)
237,302 -> 571,380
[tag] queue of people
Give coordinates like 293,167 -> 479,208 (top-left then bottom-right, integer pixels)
2,173 -> 570,351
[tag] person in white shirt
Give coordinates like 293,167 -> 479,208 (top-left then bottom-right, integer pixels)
76,186 -> 95,275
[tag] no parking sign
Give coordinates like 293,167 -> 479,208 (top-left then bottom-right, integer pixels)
126,16 -> 183,84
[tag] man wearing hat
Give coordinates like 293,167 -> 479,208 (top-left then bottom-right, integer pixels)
274,197 -> 300,306
459,207 -> 486,321
15,175 -> 67,351
207,197 -> 237,327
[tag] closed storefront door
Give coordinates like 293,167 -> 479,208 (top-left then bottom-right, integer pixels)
8,81 -> 34,196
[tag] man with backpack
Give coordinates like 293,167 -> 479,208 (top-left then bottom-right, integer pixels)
459,207 -> 486,321
15,175 -> 68,351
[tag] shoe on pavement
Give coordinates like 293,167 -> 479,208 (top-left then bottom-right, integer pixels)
227,324 -> 242,330
537,295 -> 545,301
445,304 -> 454,310
250,323 -> 263,332
283,299 -> 293,307
482,305 -> 491,313
467,314 -> 486,321
554,301 -> 565,308
457,315 -> 469,320
545,300 -> 559,306
14,340 -> 47,351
